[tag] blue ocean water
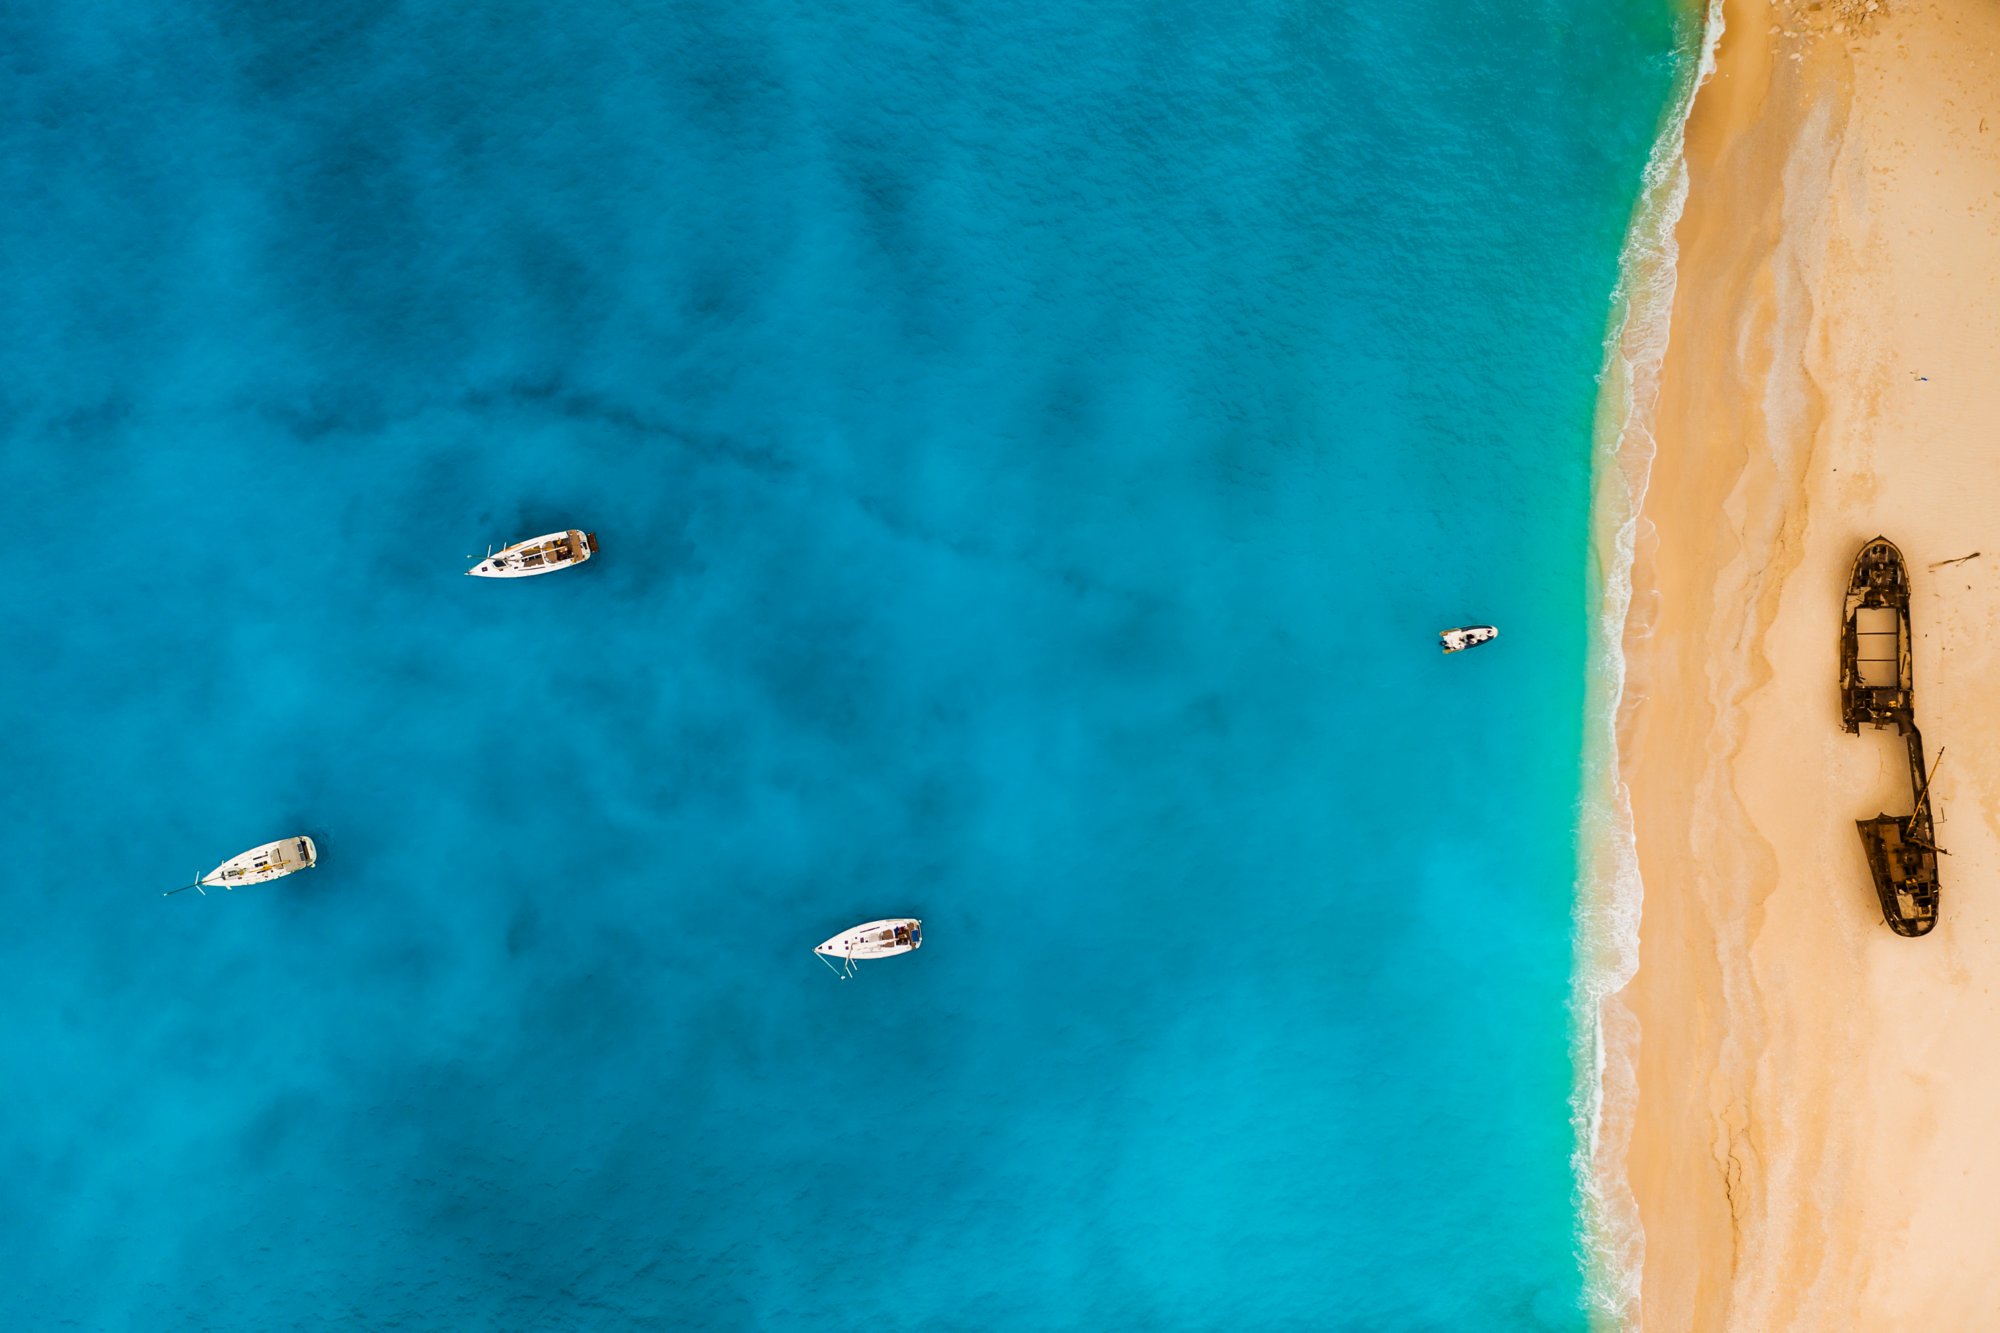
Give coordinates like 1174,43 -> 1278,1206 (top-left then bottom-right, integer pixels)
1,1 -> 1687,1327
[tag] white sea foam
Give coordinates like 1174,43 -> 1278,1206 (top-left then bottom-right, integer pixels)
1572,3 -> 1725,1327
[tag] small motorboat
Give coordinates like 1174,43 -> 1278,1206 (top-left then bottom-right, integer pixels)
1439,624 -> 1499,654
467,529 -> 597,578
166,836 -> 317,896
814,918 -> 922,978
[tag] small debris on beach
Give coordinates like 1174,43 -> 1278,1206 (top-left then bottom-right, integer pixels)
1773,0 -> 1887,35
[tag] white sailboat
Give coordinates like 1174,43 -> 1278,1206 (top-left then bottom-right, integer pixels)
467,530 -> 597,578
166,836 -> 317,896
814,918 -> 922,978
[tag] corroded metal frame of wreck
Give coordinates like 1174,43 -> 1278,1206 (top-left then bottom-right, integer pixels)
1840,536 -> 1940,937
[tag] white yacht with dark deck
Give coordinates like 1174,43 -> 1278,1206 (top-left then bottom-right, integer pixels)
814,918 -> 922,977
467,530 -> 597,578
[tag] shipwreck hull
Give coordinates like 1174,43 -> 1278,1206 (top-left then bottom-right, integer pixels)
1838,535 -> 1941,936
1840,536 -> 1914,734
1856,812 -> 1940,937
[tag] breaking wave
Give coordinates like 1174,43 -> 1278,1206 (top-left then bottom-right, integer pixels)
1572,2 -> 1725,1326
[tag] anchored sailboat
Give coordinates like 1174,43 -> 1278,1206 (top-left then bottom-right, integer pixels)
814,919 -> 922,978
166,836 -> 317,897
467,530 -> 597,578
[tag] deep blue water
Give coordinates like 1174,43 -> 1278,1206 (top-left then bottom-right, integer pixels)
1,1 -> 1685,1327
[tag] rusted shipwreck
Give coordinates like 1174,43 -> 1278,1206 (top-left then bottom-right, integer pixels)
1840,536 -> 1941,937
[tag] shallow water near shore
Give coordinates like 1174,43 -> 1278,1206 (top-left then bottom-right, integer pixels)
2,1 -> 1681,1326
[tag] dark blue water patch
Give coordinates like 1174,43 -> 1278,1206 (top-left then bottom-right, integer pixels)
0,0 -> 1686,1327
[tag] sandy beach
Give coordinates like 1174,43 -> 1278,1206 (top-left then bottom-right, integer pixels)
1607,0 -> 2000,1327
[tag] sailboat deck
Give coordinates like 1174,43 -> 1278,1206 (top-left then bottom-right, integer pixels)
506,535 -> 578,568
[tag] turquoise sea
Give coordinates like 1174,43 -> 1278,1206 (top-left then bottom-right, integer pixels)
2,1 -> 1690,1327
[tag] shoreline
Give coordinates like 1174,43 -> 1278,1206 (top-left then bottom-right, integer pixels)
1573,3 -> 1723,1323
1591,0 -> 2000,1326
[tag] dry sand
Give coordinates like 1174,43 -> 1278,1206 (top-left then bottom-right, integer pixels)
1611,0 -> 2000,1327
